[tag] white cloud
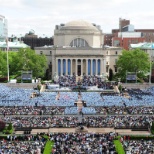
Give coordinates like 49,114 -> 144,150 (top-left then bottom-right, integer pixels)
0,0 -> 154,37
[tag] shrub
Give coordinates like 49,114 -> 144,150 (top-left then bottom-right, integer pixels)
0,120 -> 6,131
17,79 -> 22,83
151,122 -> 154,134
7,123 -> 12,130
2,129 -> 6,134
124,135 -> 154,140
0,77 -> 8,82
2,123 -> 14,134
22,80 -> 32,83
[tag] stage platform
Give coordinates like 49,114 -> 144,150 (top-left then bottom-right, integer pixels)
74,100 -> 87,108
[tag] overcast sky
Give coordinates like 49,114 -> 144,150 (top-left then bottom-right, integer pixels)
1,0 -> 154,37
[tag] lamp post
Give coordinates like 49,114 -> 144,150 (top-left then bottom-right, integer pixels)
149,43 -> 153,84
6,38 -> 9,82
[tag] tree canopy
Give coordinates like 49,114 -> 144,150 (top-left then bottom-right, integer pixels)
0,48 -> 47,79
116,49 -> 150,81
0,51 -> 7,76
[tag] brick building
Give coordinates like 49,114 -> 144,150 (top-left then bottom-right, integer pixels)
22,30 -> 53,49
104,18 -> 154,50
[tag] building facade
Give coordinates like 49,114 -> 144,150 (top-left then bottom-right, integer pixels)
0,15 -> 8,39
35,20 -> 122,80
105,18 -> 154,49
9,30 -> 54,50
130,42 -> 154,82
0,39 -> 29,51
112,37 -> 145,50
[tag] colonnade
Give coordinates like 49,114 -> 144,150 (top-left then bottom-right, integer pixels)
56,58 -> 106,76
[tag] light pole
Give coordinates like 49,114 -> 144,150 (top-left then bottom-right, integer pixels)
149,43 -> 153,84
6,38 -> 9,82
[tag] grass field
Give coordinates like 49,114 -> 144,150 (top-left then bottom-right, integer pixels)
114,139 -> 125,154
43,140 -> 54,154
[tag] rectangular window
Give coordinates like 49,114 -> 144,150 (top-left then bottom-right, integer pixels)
40,51 -> 43,55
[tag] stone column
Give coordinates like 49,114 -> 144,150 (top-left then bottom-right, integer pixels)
91,59 -> 93,75
71,59 -> 72,76
81,59 -> 83,76
103,58 -> 106,74
96,59 -> 98,75
76,59 -> 78,76
66,59 -> 68,75
86,59 -> 88,75
51,50 -> 55,79
56,58 -> 58,75
101,59 -> 103,75
61,59 -> 63,76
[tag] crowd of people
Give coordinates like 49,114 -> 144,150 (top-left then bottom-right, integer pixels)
0,106 -> 154,116
82,75 -> 115,89
57,75 -> 115,89
51,132 -> 117,154
122,139 -> 154,154
0,115 -> 152,129
0,132 -> 118,154
57,75 -> 76,87
0,106 -> 65,116
95,106 -> 154,115
0,134 -> 46,154
0,81 -> 154,153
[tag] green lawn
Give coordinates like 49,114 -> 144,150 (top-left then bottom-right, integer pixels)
43,141 -> 54,154
114,139 -> 125,154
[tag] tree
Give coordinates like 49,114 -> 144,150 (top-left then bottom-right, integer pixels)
0,51 -> 7,77
10,48 -> 47,78
0,48 -> 47,80
116,49 -> 150,81
108,68 -> 113,81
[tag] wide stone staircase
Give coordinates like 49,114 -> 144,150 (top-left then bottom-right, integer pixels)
76,76 -> 82,83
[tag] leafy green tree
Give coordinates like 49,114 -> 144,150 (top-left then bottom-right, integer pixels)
10,48 -> 47,78
0,48 -> 47,79
0,51 -> 7,77
116,49 -> 150,81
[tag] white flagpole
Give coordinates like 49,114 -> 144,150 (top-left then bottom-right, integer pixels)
149,42 -> 152,84
6,38 -> 9,82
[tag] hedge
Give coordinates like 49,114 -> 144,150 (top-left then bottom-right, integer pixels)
0,77 -> 8,82
151,122 -> 154,134
122,135 -> 154,140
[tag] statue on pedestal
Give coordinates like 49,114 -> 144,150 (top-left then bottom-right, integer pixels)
54,72 -> 59,82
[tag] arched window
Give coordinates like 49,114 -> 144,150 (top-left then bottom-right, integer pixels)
70,38 -> 89,47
